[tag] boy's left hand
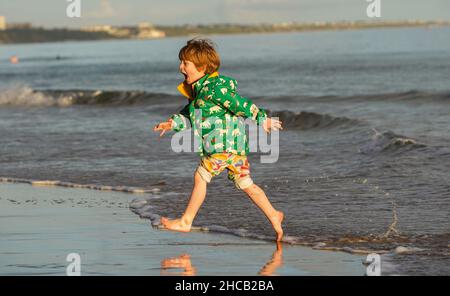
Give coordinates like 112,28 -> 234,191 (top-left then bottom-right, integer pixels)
153,119 -> 173,137
263,118 -> 283,133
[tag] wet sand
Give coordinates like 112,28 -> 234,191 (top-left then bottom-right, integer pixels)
0,183 -> 364,276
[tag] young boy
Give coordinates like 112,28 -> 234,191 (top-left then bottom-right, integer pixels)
154,38 -> 284,241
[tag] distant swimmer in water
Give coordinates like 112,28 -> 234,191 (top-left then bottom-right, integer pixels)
10,55 -> 19,64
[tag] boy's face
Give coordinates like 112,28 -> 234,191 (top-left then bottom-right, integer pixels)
179,60 -> 206,85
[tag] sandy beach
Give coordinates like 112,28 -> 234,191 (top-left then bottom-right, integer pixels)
0,182 -> 365,276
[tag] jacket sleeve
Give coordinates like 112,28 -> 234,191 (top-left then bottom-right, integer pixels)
170,103 -> 191,132
211,83 -> 267,125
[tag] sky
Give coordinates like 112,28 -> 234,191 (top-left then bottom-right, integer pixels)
0,0 -> 449,28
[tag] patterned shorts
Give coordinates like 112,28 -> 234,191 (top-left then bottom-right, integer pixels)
196,153 -> 254,190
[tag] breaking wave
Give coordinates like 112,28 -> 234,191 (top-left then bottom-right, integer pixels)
268,90 -> 450,103
2,87 -> 449,107
268,110 -> 360,130
359,129 -> 427,154
0,86 -> 178,107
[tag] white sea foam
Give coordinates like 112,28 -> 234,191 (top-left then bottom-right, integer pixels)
1,176 -> 159,194
0,86 -> 74,107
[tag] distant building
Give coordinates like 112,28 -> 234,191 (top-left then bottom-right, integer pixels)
83,25 -> 113,32
7,22 -> 32,29
138,22 -> 154,30
137,22 -> 165,39
82,23 -> 165,39
0,16 -> 6,30
82,25 -> 131,37
136,28 -> 165,39
110,28 -> 131,38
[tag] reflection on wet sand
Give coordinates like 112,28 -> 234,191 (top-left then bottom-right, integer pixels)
160,243 -> 284,276
258,242 -> 283,276
160,254 -> 197,276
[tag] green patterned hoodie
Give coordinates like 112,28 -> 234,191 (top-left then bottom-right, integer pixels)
171,72 -> 267,157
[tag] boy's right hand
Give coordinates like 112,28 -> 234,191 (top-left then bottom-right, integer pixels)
263,117 -> 283,133
153,119 -> 173,137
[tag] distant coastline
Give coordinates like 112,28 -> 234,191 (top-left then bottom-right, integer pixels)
1,20 -> 449,44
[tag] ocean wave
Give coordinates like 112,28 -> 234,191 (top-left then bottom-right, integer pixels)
0,86 -> 363,131
0,86 -> 70,107
359,129 -> 427,154
267,90 -> 450,103
268,110 -> 360,130
2,87 -> 449,107
0,86 -> 179,107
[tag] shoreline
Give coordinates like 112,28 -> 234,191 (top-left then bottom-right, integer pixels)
1,21 -> 449,45
0,182 -> 365,276
1,176 -> 394,255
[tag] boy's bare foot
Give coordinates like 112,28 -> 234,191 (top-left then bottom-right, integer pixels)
272,211 -> 284,242
160,217 -> 192,232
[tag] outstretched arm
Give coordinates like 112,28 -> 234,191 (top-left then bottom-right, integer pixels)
153,103 -> 191,137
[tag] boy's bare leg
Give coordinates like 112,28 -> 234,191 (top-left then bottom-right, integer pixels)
160,170 -> 207,232
242,184 -> 284,241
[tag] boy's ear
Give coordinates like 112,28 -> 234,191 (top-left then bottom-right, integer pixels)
197,64 -> 207,74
